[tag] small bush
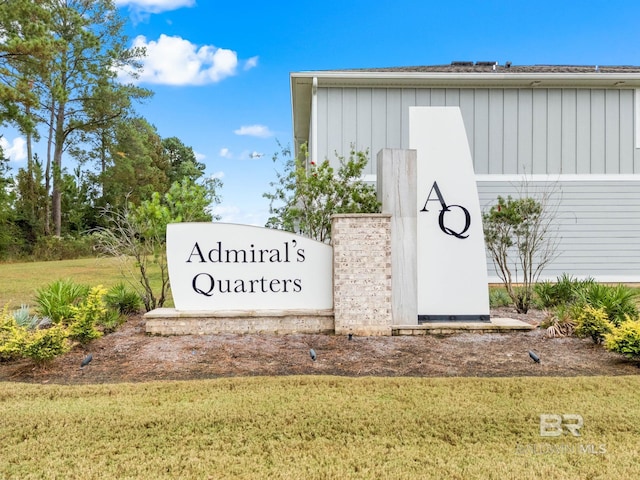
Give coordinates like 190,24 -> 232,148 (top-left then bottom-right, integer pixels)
540,304 -> 575,338
68,286 -> 106,344
605,321 -> 640,359
580,283 -> 638,327
22,324 -> 70,364
0,306 -> 27,361
12,305 -> 39,330
35,279 -> 90,324
534,274 -> 594,309
104,283 -> 142,315
489,288 -> 511,308
100,309 -> 125,334
574,306 -> 612,344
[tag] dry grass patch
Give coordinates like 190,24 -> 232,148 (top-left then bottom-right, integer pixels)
1,376 -> 638,479
0,257 -> 168,309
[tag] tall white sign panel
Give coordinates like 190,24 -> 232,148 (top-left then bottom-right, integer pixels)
167,223 -> 333,311
409,107 -> 490,321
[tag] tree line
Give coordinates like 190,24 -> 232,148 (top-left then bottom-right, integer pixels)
0,0 -> 219,260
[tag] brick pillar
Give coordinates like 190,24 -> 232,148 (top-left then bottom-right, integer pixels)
331,214 -> 392,335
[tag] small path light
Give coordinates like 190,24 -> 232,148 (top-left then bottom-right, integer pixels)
528,351 -> 540,364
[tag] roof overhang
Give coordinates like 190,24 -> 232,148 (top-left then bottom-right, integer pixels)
291,69 -> 640,147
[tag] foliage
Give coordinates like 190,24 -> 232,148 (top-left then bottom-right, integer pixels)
67,286 -> 106,344
264,143 -> 380,242
605,320 -> 640,359
533,274 -> 594,309
30,234 -> 96,261
11,305 -> 39,330
95,178 -> 221,311
35,279 -> 90,324
578,283 -> 638,327
574,306 -> 613,344
483,188 -> 559,313
540,304 -> 576,338
0,305 -> 27,361
488,288 -> 511,308
104,283 -> 142,315
22,324 -> 70,364
99,309 -> 125,335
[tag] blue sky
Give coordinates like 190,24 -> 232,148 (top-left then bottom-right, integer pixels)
3,0 -> 640,225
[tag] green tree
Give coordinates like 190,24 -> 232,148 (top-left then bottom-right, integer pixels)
264,144 -> 380,242
162,136 -> 205,185
95,178 -> 222,311
483,192 -> 559,313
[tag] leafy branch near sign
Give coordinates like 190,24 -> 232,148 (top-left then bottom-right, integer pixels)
263,143 -> 380,242
483,183 -> 560,314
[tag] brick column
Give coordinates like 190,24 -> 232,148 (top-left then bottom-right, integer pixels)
331,214 -> 392,335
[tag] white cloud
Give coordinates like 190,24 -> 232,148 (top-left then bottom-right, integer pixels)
210,171 -> 224,180
194,151 -> 206,161
219,148 -> 232,159
0,137 -> 26,162
244,56 -> 259,71
115,0 -> 194,14
122,34 -> 239,86
212,204 -> 268,226
234,125 -> 273,138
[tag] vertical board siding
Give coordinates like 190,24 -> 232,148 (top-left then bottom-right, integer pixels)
317,86 -> 639,175
478,180 -> 640,281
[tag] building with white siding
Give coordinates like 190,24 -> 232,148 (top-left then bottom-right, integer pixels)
290,63 -> 640,282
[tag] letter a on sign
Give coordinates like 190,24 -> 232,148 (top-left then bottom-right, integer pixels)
409,107 -> 490,321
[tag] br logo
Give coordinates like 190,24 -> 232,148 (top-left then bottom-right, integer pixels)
539,414 -> 584,437
420,181 -> 471,239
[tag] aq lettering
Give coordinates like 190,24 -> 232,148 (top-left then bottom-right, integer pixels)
420,181 -> 471,239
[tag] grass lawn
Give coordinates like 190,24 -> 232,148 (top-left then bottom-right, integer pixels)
1,375 -> 639,479
0,257 -> 170,309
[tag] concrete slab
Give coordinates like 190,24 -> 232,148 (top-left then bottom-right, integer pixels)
391,317 -> 536,335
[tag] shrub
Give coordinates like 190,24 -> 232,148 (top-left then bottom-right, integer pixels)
68,286 -> 106,344
35,279 -> 90,324
534,274 -> 594,309
604,321 -> 640,359
489,288 -> 511,308
579,283 -> 638,327
0,305 -> 27,361
104,283 -> 142,315
12,304 -> 39,330
31,235 -> 96,261
22,324 -> 70,364
540,304 -> 575,338
574,306 -> 612,344
100,309 -> 125,335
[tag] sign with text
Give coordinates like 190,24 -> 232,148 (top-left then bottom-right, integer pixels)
167,223 -> 333,311
409,107 -> 490,321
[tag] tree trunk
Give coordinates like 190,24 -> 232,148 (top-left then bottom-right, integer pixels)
52,102 -> 66,237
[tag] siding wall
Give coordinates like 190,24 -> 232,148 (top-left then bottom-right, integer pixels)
315,87 -> 640,176
478,178 -> 640,282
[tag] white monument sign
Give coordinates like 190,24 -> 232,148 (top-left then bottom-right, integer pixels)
409,107 -> 490,321
167,223 -> 333,311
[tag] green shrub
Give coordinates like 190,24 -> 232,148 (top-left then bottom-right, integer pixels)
68,286 -> 105,344
100,309 -> 125,334
31,235 -> 96,261
580,283 -> 638,327
489,288 -> 511,308
0,305 -> 27,361
22,324 -> 70,364
104,283 -> 142,315
574,306 -> 613,344
534,274 -> 594,309
605,320 -> 640,359
35,279 -> 90,324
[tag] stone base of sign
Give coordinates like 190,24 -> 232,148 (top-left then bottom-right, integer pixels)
145,308 -> 334,335
391,317 -> 535,336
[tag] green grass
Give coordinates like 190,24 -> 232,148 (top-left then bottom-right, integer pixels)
0,257 -> 169,309
1,376 -> 638,479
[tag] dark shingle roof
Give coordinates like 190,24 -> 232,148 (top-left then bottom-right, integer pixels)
339,63 -> 640,74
